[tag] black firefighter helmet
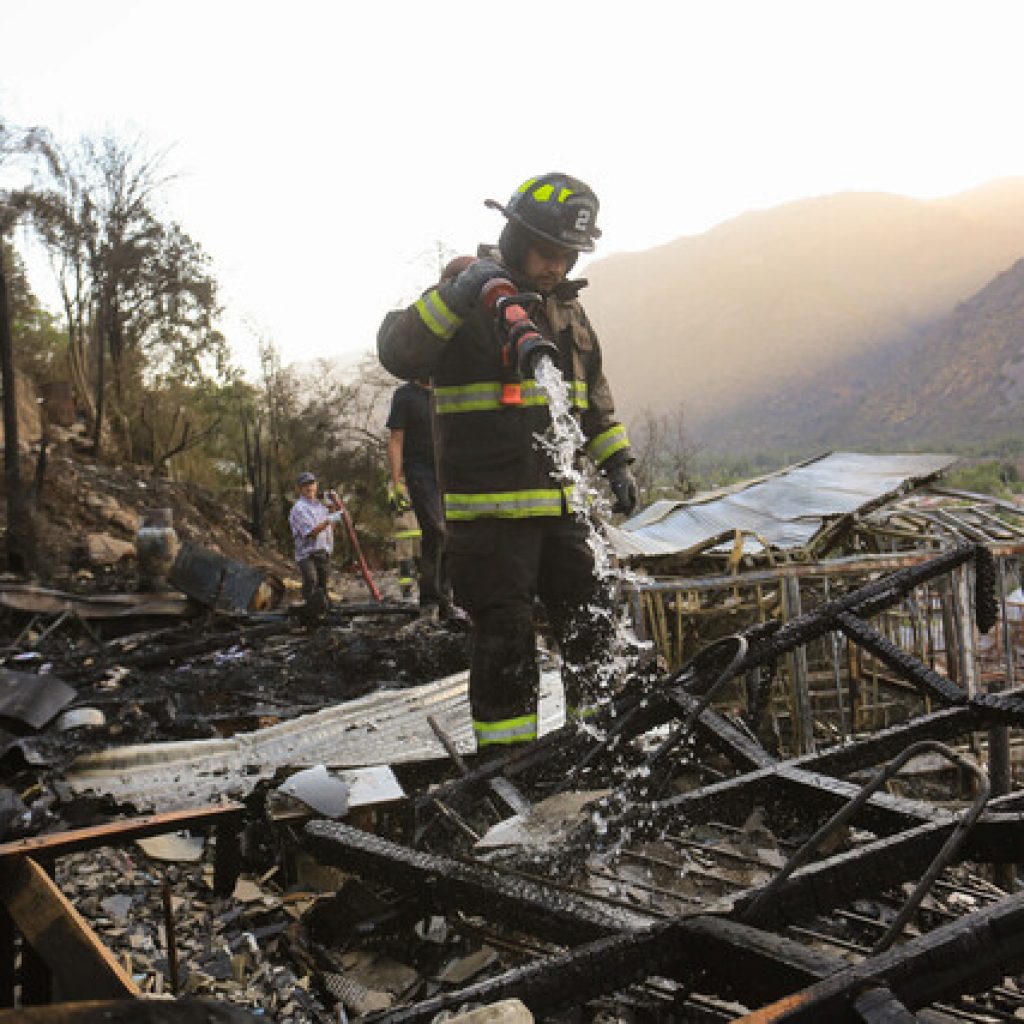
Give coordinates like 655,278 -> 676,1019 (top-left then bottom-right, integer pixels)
487,173 -> 601,271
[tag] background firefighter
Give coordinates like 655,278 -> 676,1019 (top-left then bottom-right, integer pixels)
386,378 -> 449,617
377,172 -> 638,753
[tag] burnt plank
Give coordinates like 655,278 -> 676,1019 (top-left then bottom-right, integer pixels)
0,856 -> 138,1000
774,765 -> 945,828
0,803 -> 243,865
851,986 -> 919,1023
363,914 -> 843,1023
836,612 -> 966,706
731,808 -> 1024,931
616,761 -> 938,849
726,544 -> 979,682
672,691 -> 776,770
960,812 -> 1024,863
792,706 -> 980,778
733,885 -> 1024,1022
303,819 -> 653,943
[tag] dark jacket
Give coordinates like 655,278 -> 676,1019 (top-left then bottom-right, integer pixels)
378,250 -> 631,521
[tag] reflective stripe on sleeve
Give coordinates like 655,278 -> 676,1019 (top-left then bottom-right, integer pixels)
586,424 -> 630,467
474,714 -> 538,747
414,288 -> 462,340
393,528 -> 421,540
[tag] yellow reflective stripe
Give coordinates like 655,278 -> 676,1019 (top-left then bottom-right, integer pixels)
474,713 -> 538,746
435,378 -> 588,414
415,288 -> 462,340
445,487 -> 571,519
393,529 -> 421,540
399,575 -> 414,585
435,381 -> 503,413
516,177 -> 574,205
587,424 -> 630,466
566,703 -> 600,721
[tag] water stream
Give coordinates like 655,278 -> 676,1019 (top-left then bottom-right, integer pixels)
532,355 -> 649,730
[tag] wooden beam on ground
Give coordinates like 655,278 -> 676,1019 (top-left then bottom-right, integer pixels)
0,857 -> 138,1000
0,999 -> 261,1022
0,803 -> 243,865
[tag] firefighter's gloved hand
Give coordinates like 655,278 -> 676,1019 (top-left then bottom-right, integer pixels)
440,258 -> 506,317
607,464 -> 638,516
387,482 -> 412,514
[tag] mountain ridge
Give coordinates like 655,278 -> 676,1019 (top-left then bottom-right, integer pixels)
583,179 -> 1024,455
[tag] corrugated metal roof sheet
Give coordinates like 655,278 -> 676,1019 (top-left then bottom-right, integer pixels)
66,669 -> 567,812
607,451 -> 957,560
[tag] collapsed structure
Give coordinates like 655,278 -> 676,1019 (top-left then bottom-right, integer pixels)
2,453 -> 1024,1021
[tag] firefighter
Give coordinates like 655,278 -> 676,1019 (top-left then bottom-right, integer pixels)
391,501 -> 421,600
377,172 -> 637,753
386,378 -> 447,616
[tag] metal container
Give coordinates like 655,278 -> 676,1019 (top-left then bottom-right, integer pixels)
168,541 -> 283,612
137,508 -> 179,591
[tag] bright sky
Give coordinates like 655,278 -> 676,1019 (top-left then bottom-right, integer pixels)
3,0 -> 1024,380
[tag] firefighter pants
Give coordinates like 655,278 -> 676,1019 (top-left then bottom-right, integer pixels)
447,515 -> 614,748
407,466 -> 448,610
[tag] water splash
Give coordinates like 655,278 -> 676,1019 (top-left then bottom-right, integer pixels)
531,355 -> 651,733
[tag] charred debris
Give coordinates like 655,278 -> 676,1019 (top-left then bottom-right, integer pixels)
5,471 -> 1024,1019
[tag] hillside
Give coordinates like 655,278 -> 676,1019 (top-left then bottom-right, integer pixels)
697,259 -> 1024,457
844,258 -> 1024,451
583,179 -> 1024,451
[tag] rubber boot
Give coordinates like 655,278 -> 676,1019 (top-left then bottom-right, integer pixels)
470,606 -> 540,754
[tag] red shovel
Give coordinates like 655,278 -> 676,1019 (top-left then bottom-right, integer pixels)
329,492 -> 381,602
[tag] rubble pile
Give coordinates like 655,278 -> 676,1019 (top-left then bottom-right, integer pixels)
56,847 -> 326,1017
8,535 -> 1024,1020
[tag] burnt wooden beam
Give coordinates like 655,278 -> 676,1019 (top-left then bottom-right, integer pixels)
836,612 -> 966,706
729,819 -> 954,927
0,856 -> 138,1000
733,811 -> 1024,928
719,809 -> 1024,929
672,691 -> 777,771
303,808 -> 1024,1019
733,884 -> 1024,1022
0,803 -> 244,865
791,706 -> 981,778
719,543 -> 979,684
607,757 -> 942,852
772,764 -> 946,828
959,811 -> 1024,863
303,820 -> 653,944
850,987 -> 919,1023
364,913 -> 844,1023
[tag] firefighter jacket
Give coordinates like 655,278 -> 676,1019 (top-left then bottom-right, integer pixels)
377,251 -> 632,522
